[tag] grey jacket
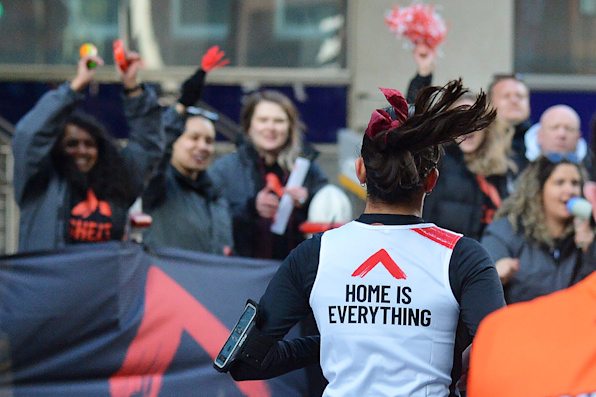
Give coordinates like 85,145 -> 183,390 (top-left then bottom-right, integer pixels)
142,107 -> 233,254
13,82 -> 164,252
481,218 -> 596,304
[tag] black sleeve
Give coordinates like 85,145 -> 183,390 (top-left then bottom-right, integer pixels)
230,335 -> 320,381
229,234 -> 323,380
449,236 -> 506,337
142,106 -> 183,210
406,73 -> 433,104
258,234 -> 322,338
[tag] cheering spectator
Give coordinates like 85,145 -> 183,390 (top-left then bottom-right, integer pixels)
481,155 -> 596,302
423,93 -> 517,241
209,90 -> 328,260
13,50 -> 163,252
142,46 -> 232,254
488,74 -> 532,171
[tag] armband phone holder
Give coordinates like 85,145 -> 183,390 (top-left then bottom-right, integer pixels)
213,299 -> 259,372
113,39 -> 128,72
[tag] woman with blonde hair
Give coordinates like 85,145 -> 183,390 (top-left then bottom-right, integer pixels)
423,93 -> 517,241
209,90 -> 328,259
481,155 -> 596,302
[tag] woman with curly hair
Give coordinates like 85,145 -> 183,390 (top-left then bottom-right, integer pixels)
481,155 -> 596,303
423,93 -> 517,241
13,50 -> 163,252
220,80 -> 505,396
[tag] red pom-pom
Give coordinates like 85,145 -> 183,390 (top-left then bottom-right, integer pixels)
385,3 -> 447,50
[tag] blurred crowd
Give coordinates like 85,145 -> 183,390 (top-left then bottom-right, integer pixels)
11,42 -> 596,396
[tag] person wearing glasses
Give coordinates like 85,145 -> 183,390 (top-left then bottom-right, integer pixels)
142,48 -> 233,255
524,104 -> 594,178
141,105 -> 233,254
480,154 -> 596,304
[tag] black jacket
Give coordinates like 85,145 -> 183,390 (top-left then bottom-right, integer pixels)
209,143 -> 328,259
142,106 -> 233,254
423,143 -> 512,241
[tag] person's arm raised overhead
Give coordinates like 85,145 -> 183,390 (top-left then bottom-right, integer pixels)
12,54 -> 104,204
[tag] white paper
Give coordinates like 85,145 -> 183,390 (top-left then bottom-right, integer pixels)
270,157 -> 311,235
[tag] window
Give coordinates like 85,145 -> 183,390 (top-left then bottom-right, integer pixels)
515,0 -> 596,74
0,0 -> 347,68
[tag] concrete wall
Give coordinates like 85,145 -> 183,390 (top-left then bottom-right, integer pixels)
347,0 -> 514,132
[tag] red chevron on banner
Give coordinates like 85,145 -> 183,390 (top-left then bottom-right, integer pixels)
351,249 -> 406,280
109,265 -> 270,397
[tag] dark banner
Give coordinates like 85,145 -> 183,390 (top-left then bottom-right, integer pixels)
0,242 -> 308,396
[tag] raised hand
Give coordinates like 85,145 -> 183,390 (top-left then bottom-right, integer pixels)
71,55 -> 104,92
412,43 -> 436,77
201,45 -> 229,72
117,50 -> 144,94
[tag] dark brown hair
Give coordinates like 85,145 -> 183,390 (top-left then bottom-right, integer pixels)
51,111 -> 136,204
361,79 -> 496,204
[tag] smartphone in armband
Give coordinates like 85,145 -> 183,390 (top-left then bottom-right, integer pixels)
213,299 -> 259,372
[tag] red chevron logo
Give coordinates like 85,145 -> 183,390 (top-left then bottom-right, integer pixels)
109,266 -> 270,397
352,249 -> 406,280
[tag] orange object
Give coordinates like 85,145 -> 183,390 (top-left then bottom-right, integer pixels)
266,173 -> 284,198
468,271 -> 596,397
113,39 -> 128,72
79,43 -> 98,68
201,45 -> 229,72
298,222 -> 345,234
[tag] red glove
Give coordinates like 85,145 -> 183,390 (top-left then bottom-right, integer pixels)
266,173 -> 284,198
201,46 -> 229,72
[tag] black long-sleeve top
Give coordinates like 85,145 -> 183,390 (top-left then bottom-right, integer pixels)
230,214 -> 505,384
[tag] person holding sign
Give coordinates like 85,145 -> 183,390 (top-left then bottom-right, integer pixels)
209,90 -> 328,260
217,80 -> 505,396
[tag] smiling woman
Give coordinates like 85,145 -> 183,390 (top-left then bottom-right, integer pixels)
12,50 -> 163,252
481,155 -> 596,303
209,90 -> 329,260
142,106 -> 233,255
61,123 -> 99,173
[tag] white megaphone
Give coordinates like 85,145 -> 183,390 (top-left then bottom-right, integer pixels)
567,197 -> 593,221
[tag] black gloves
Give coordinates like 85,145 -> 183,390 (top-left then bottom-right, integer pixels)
178,68 -> 206,107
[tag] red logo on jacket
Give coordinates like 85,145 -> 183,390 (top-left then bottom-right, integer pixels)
69,189 -> 113,242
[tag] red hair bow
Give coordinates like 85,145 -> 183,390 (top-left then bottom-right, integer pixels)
364,88 -> 409,140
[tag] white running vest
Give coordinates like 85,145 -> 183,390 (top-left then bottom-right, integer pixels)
309,221 -> 461,397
